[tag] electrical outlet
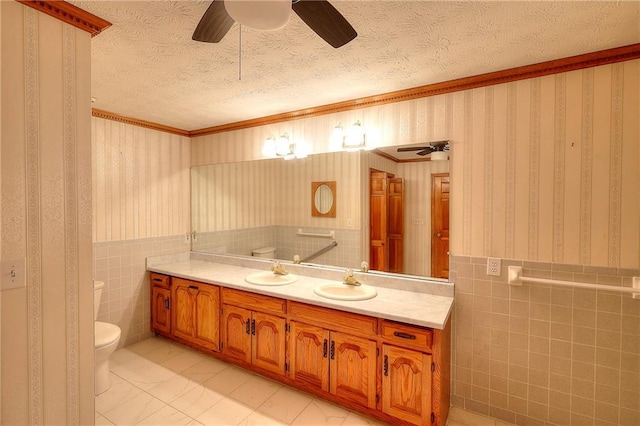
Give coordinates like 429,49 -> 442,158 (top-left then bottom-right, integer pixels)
486,257 -> 501,277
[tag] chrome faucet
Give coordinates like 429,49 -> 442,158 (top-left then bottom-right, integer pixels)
271,261 -> 289,276
343,268 -> 361,286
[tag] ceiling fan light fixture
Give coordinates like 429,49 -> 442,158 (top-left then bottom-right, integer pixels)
224,0 -> 291,31
430,151 -> 448,161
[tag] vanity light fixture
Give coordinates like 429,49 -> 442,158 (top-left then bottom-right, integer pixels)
342,120 -> 367,151
262,133 -> 309,160
330,121 -> 369,152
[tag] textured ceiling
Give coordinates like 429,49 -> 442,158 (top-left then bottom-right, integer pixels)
73,1 -> 640,131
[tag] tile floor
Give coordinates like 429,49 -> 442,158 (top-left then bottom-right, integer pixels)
96,336 -> 513,426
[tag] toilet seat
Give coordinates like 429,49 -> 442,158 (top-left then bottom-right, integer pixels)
95,321 -> 121,349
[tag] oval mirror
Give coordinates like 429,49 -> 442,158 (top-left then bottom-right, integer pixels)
312,181 -> 336,218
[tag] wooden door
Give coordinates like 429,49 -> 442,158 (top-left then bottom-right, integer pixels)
289,321 -> 329,392
252,312 -> 286,375
329,332 -> 377,408
382,345 -> 432,425
172,279 -> 195,342
194,285 -> 220,351
369,172 -> 388,271
151,286 -> 171,335
431,174 -> 450,279
221,304 -> 251,363
387,177 -> 404,274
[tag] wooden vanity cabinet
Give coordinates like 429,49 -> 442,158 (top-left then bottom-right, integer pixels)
382,344 -> 433,425
220,288 -> 286,376
380,320 -> 450,426
151,274 -> 451,425
150,273 -> 171,337
172,278 -> 220,351
289,303 -> 378,409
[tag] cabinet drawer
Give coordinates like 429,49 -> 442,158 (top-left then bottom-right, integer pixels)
381,320 -> 433,352
150,273 -> 170,289
289,302 -> 377,338
221,288 -> 286,316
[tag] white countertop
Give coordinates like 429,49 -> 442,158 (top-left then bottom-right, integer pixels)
148,258 -> 454,330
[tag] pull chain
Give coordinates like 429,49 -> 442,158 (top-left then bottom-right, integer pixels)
238,24 -> 242,81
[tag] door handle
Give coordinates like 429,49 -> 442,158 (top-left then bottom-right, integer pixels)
245,318 -> 251,335
251,319 -> 256,336
435,232 -> 442,238
330,341 -> 335,360
323,339 -> 328,358
383,355 -> 389,376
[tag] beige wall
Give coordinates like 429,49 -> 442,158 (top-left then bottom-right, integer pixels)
1,2 -> 94,424
191,150 -> 360,232
450,62 -> 640,269
92,117 -> 191,242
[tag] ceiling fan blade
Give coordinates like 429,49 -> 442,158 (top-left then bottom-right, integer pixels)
397,146 -> 433,153
192,0 -> 235,43
292,0 -> 357,48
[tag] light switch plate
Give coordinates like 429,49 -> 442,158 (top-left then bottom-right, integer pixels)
1,258 -> 26,290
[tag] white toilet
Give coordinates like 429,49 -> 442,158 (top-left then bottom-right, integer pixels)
252,246 -> 276,258
94,280 -> 121,395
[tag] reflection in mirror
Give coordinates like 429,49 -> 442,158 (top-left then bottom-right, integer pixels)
190,147 -> 449,279
312,181 -> 336,217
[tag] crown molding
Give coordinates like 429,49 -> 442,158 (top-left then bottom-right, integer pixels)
93,43 -> 640,138
17,0 -> 111,37
92,109 -> 191,137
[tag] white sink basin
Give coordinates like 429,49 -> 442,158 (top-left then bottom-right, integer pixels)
313,282 -> 377,301
245,271 -> 297,286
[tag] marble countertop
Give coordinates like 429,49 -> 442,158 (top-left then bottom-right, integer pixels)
147,258 -> 453,330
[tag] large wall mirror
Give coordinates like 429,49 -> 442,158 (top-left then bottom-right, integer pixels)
191,144 -> 450,280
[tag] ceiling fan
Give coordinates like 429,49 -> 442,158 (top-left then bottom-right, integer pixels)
397,140 -> 450,157
192,0 -> 357,48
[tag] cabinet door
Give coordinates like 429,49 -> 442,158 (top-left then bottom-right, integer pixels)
252,312 -> 286,376
194,285 -> 220,351
382,345 -> 432,425
329,332 -> 377,408
289,321 -> 329,392
151,286 -> 171,335
221,304 -> 251,363
172,280 -> 194,342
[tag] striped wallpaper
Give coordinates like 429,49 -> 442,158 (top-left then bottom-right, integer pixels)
191,60 -> 640,269
191,150 -> 361,232
1,2 -> 94,424
92,117 -> 191,242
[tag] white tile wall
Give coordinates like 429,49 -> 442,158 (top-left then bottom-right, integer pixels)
93,235 -> 190,346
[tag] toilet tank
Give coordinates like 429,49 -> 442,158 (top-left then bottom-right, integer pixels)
93,280 -> 104,321
252,246 -> 276,258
